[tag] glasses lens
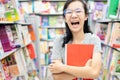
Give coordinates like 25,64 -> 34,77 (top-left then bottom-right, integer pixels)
64,8 -> 83,15
64,9 -> 72,15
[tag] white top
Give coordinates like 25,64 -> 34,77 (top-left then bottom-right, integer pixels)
51,33 -> 102,63
51,33 -> 102,80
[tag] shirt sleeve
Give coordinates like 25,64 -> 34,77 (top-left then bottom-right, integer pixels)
91,34 -> 102,53
51,36 -> 64,60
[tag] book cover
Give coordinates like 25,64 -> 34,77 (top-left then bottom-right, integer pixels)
115,53 -> 120,73
0,40 -> 4,59
108,0 -> 119,19
92,2 -> 104,21
48,16 -> 57,27
39,28 -> 48,40
0,25 -> 12,52
48,29 -> 56,40
65,44 -> 94,66
27,43 -> 36,59
28,24 -> 36,41
65,44 -> 94,80
42,16 -> 49,27
50,2 -> 58,14
57,2 -> 65,13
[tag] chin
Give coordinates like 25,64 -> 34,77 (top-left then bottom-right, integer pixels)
71,29 -> 81,33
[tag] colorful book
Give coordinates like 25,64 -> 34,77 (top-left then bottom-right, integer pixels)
28,24 -> 36,41
65,44 -> 94,80
27,43 -> 36,59
108,0 -> 119,19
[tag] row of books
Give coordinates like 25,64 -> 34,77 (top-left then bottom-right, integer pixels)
0,0 -> 20,22
1,44 -> 37,80
0,23 -> 38,79
20,0 -> 65,14
101,43 -> 120,80
95,22 -> 120,48
95,21 -> 120,79
40,41 -> 52,65
40,16 -> 65,27
0,24 -> 31,54
91,0 -> 120,21
39,28 -> 65,40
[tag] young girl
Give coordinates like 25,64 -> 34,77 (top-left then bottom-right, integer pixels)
49,0 -> 102,80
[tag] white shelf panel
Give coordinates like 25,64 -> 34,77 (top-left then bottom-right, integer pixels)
41,26 -> 65,29
111,72 -> 120,76
42,0 -> 66,2
33,13 -> 63,16
0,49 -> 17,60
0,41 -> 32,60
0,21 -> 14,24
97,19 -> 120,24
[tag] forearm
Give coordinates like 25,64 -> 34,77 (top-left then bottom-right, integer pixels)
62,65 -> 98,79
52,72 -> 76,80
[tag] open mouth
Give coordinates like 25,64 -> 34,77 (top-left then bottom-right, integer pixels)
71,22 -> 79,25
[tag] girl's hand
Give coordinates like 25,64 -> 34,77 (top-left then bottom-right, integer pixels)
49,61 -> 65,74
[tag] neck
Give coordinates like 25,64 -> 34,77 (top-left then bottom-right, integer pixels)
72,31 -> 85,44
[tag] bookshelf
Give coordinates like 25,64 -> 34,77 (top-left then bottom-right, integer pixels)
96,18 -> 120,80
0,22 -> 39,80
22,0 -> 65,79
37,1 -> 66,79
90,0 -> 120,80
0,0 -> 39,79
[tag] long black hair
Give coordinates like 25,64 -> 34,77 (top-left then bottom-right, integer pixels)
62,0 -> 92,47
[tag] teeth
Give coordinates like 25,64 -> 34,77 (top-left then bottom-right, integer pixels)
71,22 -> 79,25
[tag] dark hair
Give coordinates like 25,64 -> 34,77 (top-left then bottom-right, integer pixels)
62,0 -> 92,47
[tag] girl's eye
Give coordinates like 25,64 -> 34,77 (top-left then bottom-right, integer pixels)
76,10 -> 82,13
66,10 -> 72,14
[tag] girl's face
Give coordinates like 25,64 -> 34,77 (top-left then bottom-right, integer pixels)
64,1 -> 87,33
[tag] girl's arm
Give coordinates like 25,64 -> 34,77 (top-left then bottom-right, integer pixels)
52,72 -> 75,80
50,52 -> 102,79
49,60 -> 76,80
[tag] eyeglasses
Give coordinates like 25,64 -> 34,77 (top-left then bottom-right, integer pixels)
64,8 -> 84,16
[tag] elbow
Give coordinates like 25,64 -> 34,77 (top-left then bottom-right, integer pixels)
52,74 -> 61,80
90,68 -> 101,79
91,71 -> 100,79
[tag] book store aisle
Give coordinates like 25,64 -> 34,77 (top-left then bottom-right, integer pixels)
0,0 -> 120,80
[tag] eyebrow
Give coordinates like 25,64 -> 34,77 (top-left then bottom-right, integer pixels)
66,8 -> 83,10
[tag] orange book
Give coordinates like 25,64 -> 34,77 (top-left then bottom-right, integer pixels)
65,44 -> 94,80
28,24 -> 36,41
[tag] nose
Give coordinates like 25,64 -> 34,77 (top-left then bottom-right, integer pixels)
71,11 -> 77,18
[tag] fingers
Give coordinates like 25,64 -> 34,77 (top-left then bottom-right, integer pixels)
49,64 -> 54,73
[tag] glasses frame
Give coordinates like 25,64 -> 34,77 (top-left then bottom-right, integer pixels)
63,8 -> 84,16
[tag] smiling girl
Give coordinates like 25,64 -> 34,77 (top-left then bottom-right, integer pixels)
49,0 -> 102,80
